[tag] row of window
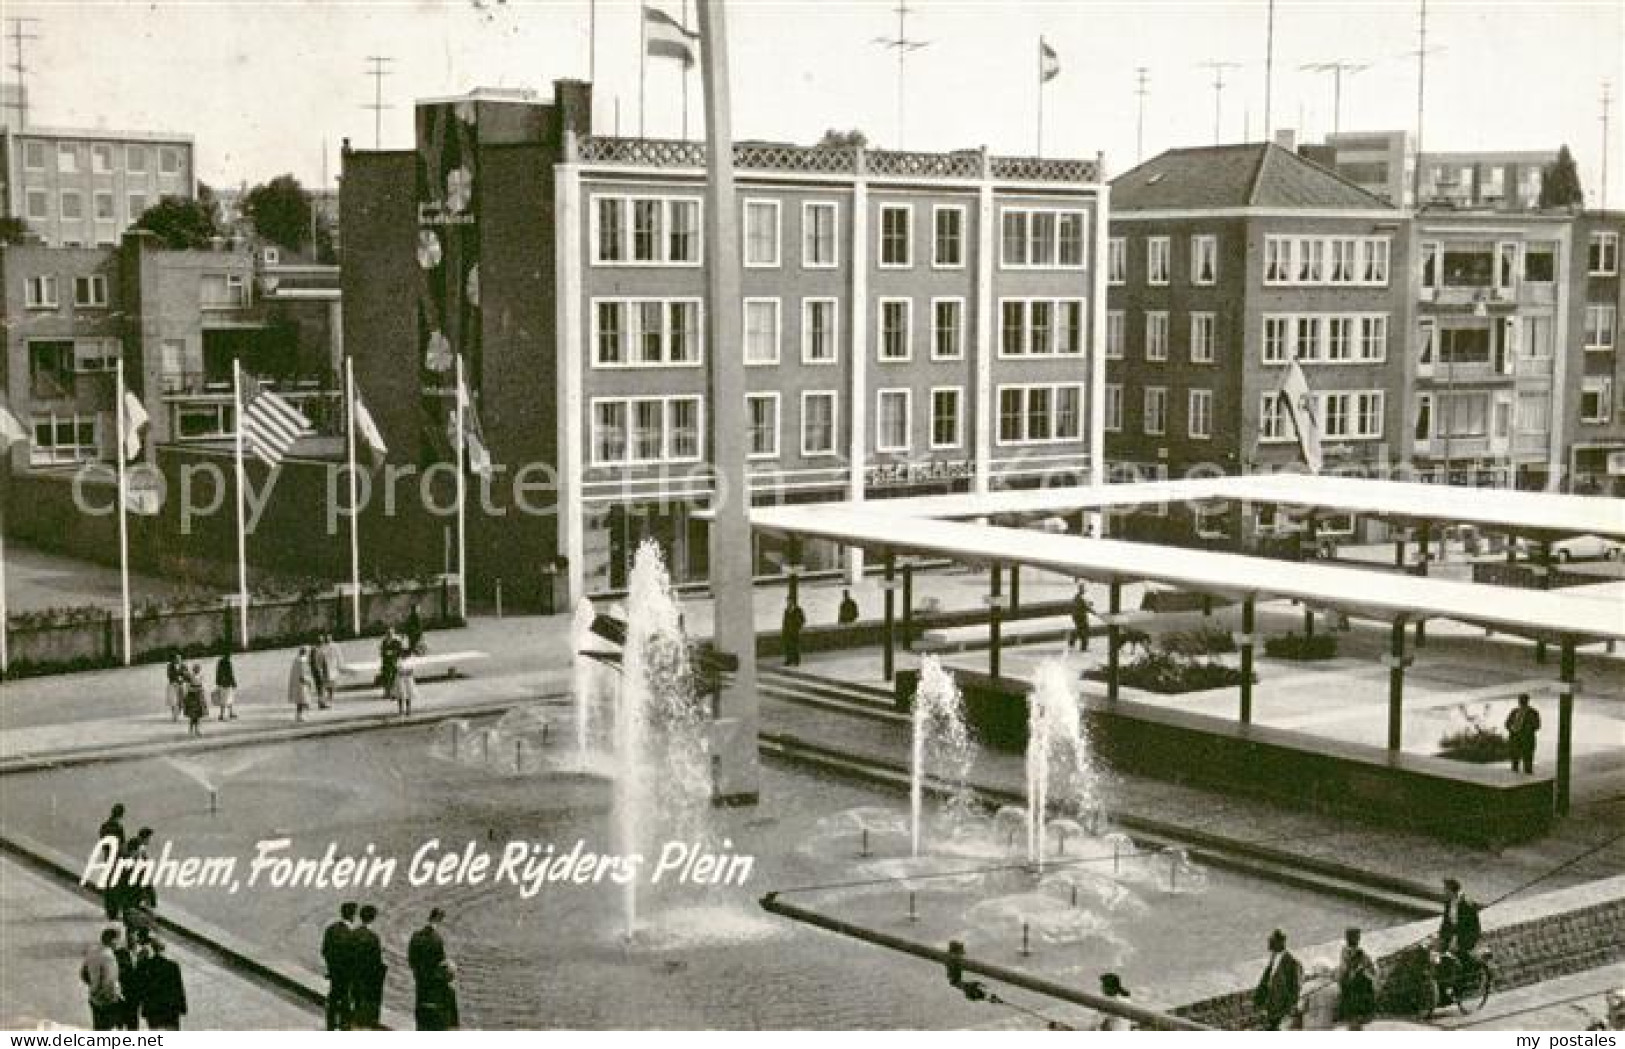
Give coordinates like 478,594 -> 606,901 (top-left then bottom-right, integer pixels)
1589,232 -> 1619,276
591,296 -> 1084,367
26,338 -> 122,400
1262,314 -> 1389,364
1106,387 -> 1385,442
592,195 -> 1088,271
1264,236 -> 1392,287
1106,234 -> 1220,286
23,274 -> 109,309
22,189 -> 151,224
1414,390 -> 1551,441
1102,386 -> 1214,438
21,140 -> 185,176
1104,310 -> 1221,364
27,412 -> 101,466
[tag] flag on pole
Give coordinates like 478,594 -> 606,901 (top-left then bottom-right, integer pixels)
352,388 -> 388,465
452,378 -> 494,481
241,383 -> 315,466
120,385 -> 149,462
1039,38 -> 1061,83
644,4 -> 699,67
1277,358 -> 1324,474
0,405 -> 25,448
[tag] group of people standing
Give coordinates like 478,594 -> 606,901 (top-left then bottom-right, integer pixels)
83,804 -> 185,1030
321,902 -> 459,1030
287,634 -> 344,722
165,653 -> 234,736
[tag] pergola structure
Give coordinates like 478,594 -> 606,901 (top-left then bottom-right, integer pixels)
749,478 -> 1625,815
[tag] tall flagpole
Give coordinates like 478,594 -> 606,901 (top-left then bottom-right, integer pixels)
638,4 -> 647,138
114,358 -> 133,666
681,0 -> 691,140
1036,39 -> 1045,157
454,354 -> 469,622
345,356 -> 362,636
231,360 -> 250,648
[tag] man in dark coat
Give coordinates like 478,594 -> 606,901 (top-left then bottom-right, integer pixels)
1252,928 -> 1304,1030
1504,694 -> 1542,773
837,589 -> 860,626
405,605 -> 425,655
379,628 -> 404,701
781,597 -> 806,667
408,907 -> 459,1030
136,939 -> 186,1030
1070,584 -> 1094,652
97,804 -> 127,920
350,904 -> 386,1029
113,935 -> 142,1030
321,901 -> 358,1030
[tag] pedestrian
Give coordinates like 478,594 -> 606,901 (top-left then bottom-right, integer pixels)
164,653 -> 185,721
181,665 -> 207,737
113,932 -> 141,1030
80,928 -> 123,1031
116,828 -> 158,930
408,907 -> 460,1030
837,589 -> 860,626
1334,927 -> 1377,1029
1252,928 -> 1303,1030
97,804 -> 127,920
1095,972 -> 1133,1031
379,628 -> 404,703
136,939 -> 186,1030
1438,877 -> 1482,993
289,647 -> 315,722
1070,584 -> 1094,652
1504,693 -> 1542,774
321,901 -> 358,1030
310,634 -> 334,710
396,655 -> 419,717
406,603 -> 425,656
351,904 -> 387,1030
782,595 -> 806,667
214,651 -> 238,721
319,634 -> 344,707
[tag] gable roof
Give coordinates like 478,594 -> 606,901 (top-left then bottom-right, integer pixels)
1112,142 -> 1397,212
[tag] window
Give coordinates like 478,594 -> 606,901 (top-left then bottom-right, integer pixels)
1494,241 -> 1520,292
1188,389 -> 1213,439
878,299 -> 911,361
29,413 -> 99,466
1441,392 -> 1489,437
1104,384 -> 1123,433
1000,208 -> 1087,269
128,192 -> 148,220
73,275 -> 109,307
73,338 -> 120,373
1293,316 -> 1321,361
1297,239 -> 1323,282
593,195 -> 702,264
1524,246 -> 1555,282
932,298 -> 964,360
1413,393 -> 1433,442
60,191 -> 84,221
1263,316 -> 1289,364
1056,211 -> 1086,267
933,206 -> 965,267
1106,311 -> 1125,360
930,387 -> 963,449
1265,237 -> 1289,284
24,141 -> 46,169
877,389 -> 911,451
1585,305 -> 1616,351
1107,237 -> 1126,284
25,189 -> 48,220
1361,239 -> 1391,284
127,145 -> 146,173
1259,393 -> 1289,442
1327,317 -> 1354,362
1442,247 -> 1494,287
801,391 -> 838,456
1191,235 -> 1217,284
159,147 -> 180,175
1265,235 -> 1391,286
592,299 -> 703,367
1328,238 -> 1355,283
58,143 -> 79,174
1420,241 -> 1441,291
1439,326 -> 1491,365
1359,316 -> 1388,362
801,298 -> 839,364
1145,311 -> 1168,361
1000,298 -> 1083,357
743,199 -> 781,267
92,144 -> 113,173
803,201 -> 838,268
1516,392 -> 1551,434
1589,232 -> 1619,275
1263,313 -> 1388,364
591,396 -> 703,464
746,393 -> 780,458
879,204 -> 912,267
1580,379 -> 1613,424
1147,236 -> 1170,284
997,384 -> 1083,444
1350,391 -> 1384,439
1190,313 -> 1216,363
1143,387 -> 1167,436
29,340 -> 76,400
743,298 -> 781,364
25,275 -> 59,308
94,192 -> 115,222
199,273 -> 249,310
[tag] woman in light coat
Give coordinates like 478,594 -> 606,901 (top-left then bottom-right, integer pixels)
288,648 -> 316,722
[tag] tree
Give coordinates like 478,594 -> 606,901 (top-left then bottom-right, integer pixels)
0,216 -> 37,245
243,174 -> 314,253
1539,145 -> 1585,209
132,190 -> 221,250
818,129 -> 868,150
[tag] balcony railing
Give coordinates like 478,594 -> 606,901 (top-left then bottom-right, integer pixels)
164,387 -> 343,443
574,135 -> 1101,184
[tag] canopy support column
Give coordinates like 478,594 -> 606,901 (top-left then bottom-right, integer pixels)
1106,578 -> 1123,703
882,552 -> 896,682
1557,636 -> 1576,816
1535,540 -> 1554,665
1009,564 -> 1021,615
901,560 -> 914,652
1238,596 -> 1256,725
988,563 -> 1004,679
1387,616 -> 1409,752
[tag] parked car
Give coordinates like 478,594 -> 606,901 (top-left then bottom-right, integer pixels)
1518,535 -> 1623,561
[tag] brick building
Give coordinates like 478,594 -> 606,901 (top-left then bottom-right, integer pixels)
1567,211 -> 1624,493
1,124 -> 195,248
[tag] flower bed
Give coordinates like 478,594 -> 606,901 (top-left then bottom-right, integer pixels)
1263,632 -> 1339,661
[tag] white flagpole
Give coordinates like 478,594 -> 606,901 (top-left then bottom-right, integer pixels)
232,360 -> 250,648
345,356 -> 363,636
115,358 -> 133,666
454,354 -> 469,622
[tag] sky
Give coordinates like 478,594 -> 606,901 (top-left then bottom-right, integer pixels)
8,0 -> 1623,205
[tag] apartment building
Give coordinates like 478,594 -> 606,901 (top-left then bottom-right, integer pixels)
2,124 -> 195,247
1568,211 -> 1624,493
341,81 -> 1108,604
1105,143 -> 1409,546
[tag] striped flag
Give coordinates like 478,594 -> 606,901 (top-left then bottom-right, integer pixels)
644,5 -> 699,68
1039,38 -> 1061,83
0,404 -> 25,449
352,388 -> 388,465
241,384 -> 315,466
1277,358 -> 1324,475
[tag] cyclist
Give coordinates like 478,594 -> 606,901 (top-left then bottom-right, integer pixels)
1436,878 -> 1482,1000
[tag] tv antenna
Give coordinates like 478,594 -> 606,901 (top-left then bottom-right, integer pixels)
1199,61 -> 1242,144
5,17 -> 41,129
363,55 -> 394,149
872,2 -> 930,149
1300,61 -> 1370,135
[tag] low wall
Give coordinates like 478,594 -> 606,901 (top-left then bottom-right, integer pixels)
1172,875 -> 1625,1030
895,668 -> 1552,847
1471,562 -> 1597,590
2,581 -> 461,680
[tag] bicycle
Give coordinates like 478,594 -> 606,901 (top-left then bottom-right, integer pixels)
1420,944 -> 1496,1019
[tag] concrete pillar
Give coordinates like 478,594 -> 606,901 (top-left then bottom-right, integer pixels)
1009,564 -> 1021,615
1535,541 -> 1554,664
882,552 -> 896,682
1386,617 -> 1408,751
1106,578 -> 1122,703
1557,637 -> 1576,816
1238,595 -> 1256,725
901,561 -> 914,651
786,566 -> 800,606
988,563 -> 1004,679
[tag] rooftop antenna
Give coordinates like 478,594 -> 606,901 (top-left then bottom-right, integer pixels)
1263,0 -> 1275,139
363,55 -> 394,149
5,17 -> 40,129
872,2 -> 929,149
1300,61 -> 1370,135
1134,67 -> 1150,162
1199,61 -> 1242,145
1408,0 -> 1440,208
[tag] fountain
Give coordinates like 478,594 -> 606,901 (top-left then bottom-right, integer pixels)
908,656 -> 973,857
1023,659 -> 1102,871
161,752 -> 269,815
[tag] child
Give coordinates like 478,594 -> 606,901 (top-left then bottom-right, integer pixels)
181,665 -> 207,737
